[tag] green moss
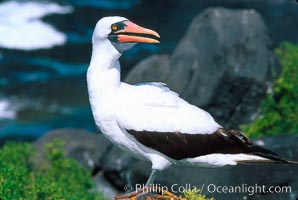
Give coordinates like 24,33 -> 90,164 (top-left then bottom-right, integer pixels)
241,42 -> 298,137
0,140 -> 103,200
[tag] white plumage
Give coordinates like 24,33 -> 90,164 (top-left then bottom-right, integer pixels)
116,82 -> 221,134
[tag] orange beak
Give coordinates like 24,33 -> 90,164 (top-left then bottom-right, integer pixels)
115,21 -> 160,43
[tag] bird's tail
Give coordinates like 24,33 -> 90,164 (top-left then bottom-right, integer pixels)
217,128 -> 298,164
238,145 -> 298,164
253,152 -> 298,164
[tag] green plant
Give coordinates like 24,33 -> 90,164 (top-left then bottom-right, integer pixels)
0,140 -> 103,200
183,189 -> 215,200
241,42 -> 298,137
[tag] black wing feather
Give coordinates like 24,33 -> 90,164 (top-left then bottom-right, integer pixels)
126,128 -> 291,163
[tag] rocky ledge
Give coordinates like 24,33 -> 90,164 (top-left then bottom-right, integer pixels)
33,129 -> 298,200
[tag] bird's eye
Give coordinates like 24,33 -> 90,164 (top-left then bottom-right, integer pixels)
111,24 -> 118,31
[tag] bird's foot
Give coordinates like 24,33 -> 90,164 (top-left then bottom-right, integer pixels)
114,186 -> 186,200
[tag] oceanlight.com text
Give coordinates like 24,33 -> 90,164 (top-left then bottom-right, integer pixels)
129,183 -> 292,196
207,184 -> 291,196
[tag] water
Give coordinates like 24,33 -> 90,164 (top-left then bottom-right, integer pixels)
0,0 -> 297,142
0,0 -> 166,141
0,1 -> 72,50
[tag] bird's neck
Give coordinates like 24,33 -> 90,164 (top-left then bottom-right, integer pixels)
88,40 -> 121,90
89,40 -> 121,70
87,40 -> 122,108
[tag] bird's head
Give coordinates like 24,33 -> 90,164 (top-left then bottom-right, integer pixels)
92,16 -> 160,53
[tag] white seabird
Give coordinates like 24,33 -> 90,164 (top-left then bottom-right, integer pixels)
87,16 -> 297,188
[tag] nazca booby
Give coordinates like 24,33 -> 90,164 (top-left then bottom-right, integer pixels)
87,16 -> 297,189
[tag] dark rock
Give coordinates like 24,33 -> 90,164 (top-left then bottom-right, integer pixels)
125,8 -> 279,129
93,175 -> 119,198
100,144 -> 139,189
125,55 -> 170,84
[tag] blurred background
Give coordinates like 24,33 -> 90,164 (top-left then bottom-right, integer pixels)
0,0 -> 297,144
1,0 -> 298,199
